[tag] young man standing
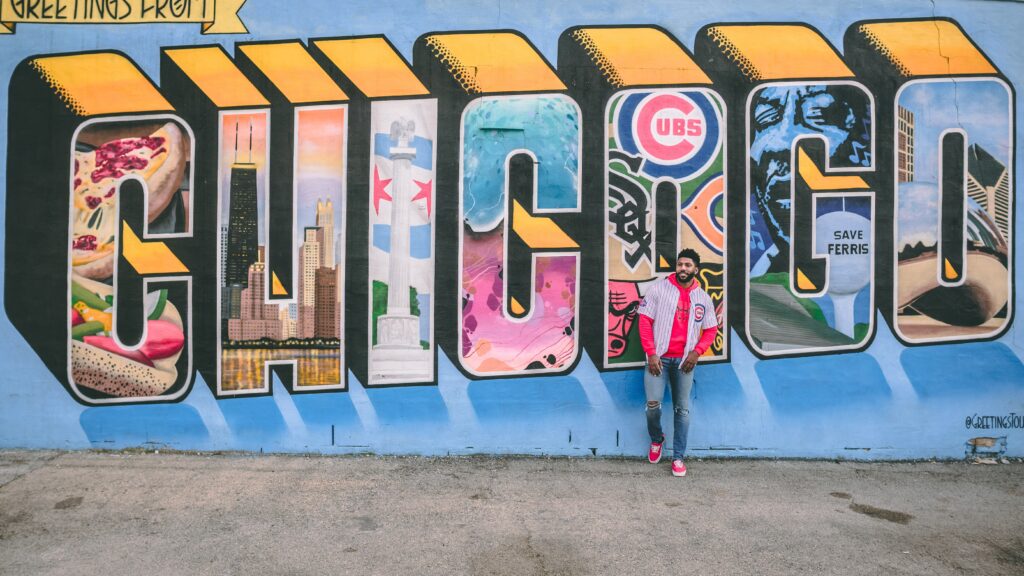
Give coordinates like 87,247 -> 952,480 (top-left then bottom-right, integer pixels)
637,249 -> 719,476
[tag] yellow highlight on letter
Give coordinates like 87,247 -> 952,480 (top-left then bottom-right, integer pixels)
272,272 -> 288,296
30,53 -> 171,116
164,47 -> 269,108
570,28 -> 711,87
703,25 -> 852,81
511,200 -> 578,249
944,258 -> 960,280
856,21 -> 996,77
510,297 -> 526,316
121,223 -> 188,275
238,42 -> 347,104
312,38 -> 428,98
796,268 -> 817,292
422,33 -> 565,94
797,148 -> 869,190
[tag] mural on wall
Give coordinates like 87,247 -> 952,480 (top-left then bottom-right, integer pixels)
70,116 -> 193,401
2,10 -> 1019,465
6,51 -> 200,406
413,31 -> 584,379
694,24 -> 879,358
843,19 -> 1014,347
893,79 -> 1012,342
367,99 -> 436,384
216,106 -> 345,394
0,0 -> 249,34
745,81 -> 875,354
556,26 -> 730,370
217,41 -> 348,395
457,95 -> 581,376
604,88 -> 726,366
307,35 -> 437,387
159,44 -> 270,400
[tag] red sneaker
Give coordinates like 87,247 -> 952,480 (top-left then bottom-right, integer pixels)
671,459 -> 687,477
648,440 -> 664,464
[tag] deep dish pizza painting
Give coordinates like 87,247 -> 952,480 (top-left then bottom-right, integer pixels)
71,121 -> 188,278
68,119 -> 192,401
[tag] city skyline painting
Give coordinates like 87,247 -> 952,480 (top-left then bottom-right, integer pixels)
218,107 -> 346,393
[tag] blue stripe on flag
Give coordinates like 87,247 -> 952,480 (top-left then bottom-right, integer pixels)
373,134 -> 433,170
373,224 -> 432,258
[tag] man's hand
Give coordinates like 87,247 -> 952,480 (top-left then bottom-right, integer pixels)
646,354 -> 662,376
682,350 -> 701,373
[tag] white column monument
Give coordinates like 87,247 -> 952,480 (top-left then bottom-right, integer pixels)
371,119 -> 432,383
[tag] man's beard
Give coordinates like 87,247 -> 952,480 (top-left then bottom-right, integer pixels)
676,271 -> 695,285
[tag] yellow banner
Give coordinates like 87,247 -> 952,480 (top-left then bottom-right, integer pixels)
0,0 -> 247,34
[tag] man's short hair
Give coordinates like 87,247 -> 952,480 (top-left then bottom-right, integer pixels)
677,248 -> 701,268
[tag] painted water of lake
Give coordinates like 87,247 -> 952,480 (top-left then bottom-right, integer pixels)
221,348 -> 342,390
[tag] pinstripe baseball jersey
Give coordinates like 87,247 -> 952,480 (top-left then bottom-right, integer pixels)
637,276 -> 718,360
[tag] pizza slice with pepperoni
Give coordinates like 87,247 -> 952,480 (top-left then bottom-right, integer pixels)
71,121 -> 187,279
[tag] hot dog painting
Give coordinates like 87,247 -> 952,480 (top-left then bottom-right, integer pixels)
70,275 -> 186,397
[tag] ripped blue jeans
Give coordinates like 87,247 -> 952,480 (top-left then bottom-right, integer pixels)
644,356 -> 694,460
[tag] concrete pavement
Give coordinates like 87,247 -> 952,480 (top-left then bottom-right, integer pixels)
0,451 -> 1021,575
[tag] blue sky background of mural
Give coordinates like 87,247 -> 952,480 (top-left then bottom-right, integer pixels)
901,80 -> 1010,179
898,80 -> 1011,249
1,0 -> 1023,456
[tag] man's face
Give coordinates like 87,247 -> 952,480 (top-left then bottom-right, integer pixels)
675,257 -> 697,284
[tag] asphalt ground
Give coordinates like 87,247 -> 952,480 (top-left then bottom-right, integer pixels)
0,451 -> 1021,575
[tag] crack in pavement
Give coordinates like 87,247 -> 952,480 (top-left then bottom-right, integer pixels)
0,452 -> 63,491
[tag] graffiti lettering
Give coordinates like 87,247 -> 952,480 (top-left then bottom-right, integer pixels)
966,414 -> 1024,430
8,0 -> 71,20
140,0 -> 197,20
2,18 -> 1016,405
